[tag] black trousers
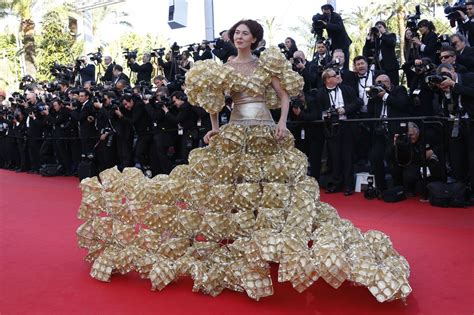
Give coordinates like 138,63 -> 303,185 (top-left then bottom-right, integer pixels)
306,125 -> 325,182
54,138 -> 72,173
117,136 -> 133,170
325,122 -> 356,190
178,131 -> 199,164
16,137 -> 28,171
152,133 -> 173,174
369,134 -> 388,191
449,121 -> 474,185
80,137 -> 96,156
28,138 -> 42,171
391,162 -> 420,194
135,134 -> 153,168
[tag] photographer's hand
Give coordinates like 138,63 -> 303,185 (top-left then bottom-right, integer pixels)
412,37 -> 422,46
414,59 -> 423,66
426,149 -> 434,160
337,107 -> 346,115
292,107 -> 302,116
393,134 -> 399,146
93,100 -> 102,109
162,105 -> 169,113
377,90 -> 386,98
440,77 -> 455,90
457,10 -> 466,20
100,133 -> 108,141
115,108 -> 123,118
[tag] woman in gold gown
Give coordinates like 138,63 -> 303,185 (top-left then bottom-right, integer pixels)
76,19 -> 411,303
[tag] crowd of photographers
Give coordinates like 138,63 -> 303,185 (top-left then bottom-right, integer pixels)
0,2 -> 473,205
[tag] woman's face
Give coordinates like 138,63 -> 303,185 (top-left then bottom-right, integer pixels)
285,38 -> 292,48
233,24 -> 256,50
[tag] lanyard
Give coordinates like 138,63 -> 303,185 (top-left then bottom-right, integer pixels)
328,87 -> 339,108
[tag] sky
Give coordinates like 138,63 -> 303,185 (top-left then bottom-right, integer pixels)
96,0 -> 375,51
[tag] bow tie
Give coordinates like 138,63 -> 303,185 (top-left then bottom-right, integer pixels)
327,88 -> 337,93
359,75 -> 367,79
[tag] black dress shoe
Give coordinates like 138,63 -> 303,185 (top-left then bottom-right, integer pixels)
326,187 -> 339,194
344,189 -> 354,196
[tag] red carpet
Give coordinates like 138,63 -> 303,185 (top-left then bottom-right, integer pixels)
1,169 -> 473,315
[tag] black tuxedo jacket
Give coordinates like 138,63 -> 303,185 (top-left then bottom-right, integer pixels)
316,85 -> 362,119
102,63 -> 114,82
344,69 -> 385,97
69,100 -> 97,138
363,33 -> 399,71
457,46 -> 474,72
420,31 -> 438,62
114,73 -> 130,85
130,62 -> 152,84
324,12 -> 352,50
450,72 -> 474,118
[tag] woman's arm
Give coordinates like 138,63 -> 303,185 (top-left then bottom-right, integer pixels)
203,112 -> 219,144
271,76 -> 290,140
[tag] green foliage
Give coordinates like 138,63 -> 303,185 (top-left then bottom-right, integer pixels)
36,9 -> 82,81
0,33 -> 21,90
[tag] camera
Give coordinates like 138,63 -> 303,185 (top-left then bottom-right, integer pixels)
395,122 -> 413,167
425,72 -> 453,89
123,48 -> 138,60
406,5 -> 421,37
324,106 -> 340,123
87,48 -> 103,64
311,13 -> 327,37
444,1 -> 467,26
374,120 -> 389,137
411,59 -> 436,75
50,61 -> 74,83
365,84 -> 386,98
290,97 -> 304,110
151,48 -> 166,58
364,176 -> 378,200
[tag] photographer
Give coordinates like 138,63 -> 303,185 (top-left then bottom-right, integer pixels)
407,58 -> 438,116
363,21 -> 400,85
318,68 -> 362,195
390,122 -> 444,197
162,91 -> 199,163
412,20 -> 438,64
25,92 -> 47,173
115,94 -> 153,172
211,30 -> 237,63
439,46 -> 469,73
94,92 -> 119,172
192,41 -> 213,61
279,37 -> 298,60
75,56 -> 96,86
346,56 -> 384,164
44,98 -> 72,175
291,91 -> 325,181
219,96 -> 233,126
178,51 -> 193,76
144,88 -> 177,174
456,1 -> 474,47
451,34 -> 474,71
291,50 -> 314,92
128,53 -> 153,85
431,63 -> 474,188
112,65 -> 130,86
315,4 -> 352,70
367,74 -> 410,192
66,89 -> 97,158
12,109 -> 28,172
101,56 -> 115,83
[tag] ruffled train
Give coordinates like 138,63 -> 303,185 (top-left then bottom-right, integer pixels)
76,124 -> 411,302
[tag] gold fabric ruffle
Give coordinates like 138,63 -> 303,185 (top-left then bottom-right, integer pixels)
185,47 -> 304,114
77,124 -> 411,302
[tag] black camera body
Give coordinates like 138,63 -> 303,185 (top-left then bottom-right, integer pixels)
444,2 -> 467,26
425,72 -> 453,89
324,106 -> 340,124
311,13 -> 328,37
88,48 -> 103,64
290,97 -> 304,110
123,48 -> 138,60
365,84 -> 386,98
406,5 -> 421,37
151,48 -> 166,58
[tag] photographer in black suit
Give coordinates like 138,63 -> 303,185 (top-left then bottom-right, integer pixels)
45,99 -> 72,175
431,63 -> 474,190
76,56 -> 96,86
451,34 -> 474,71
363,21 -> 400,85
128,53 -> 153,85
318,68 -> 362,195
291,91 -> 325,181
192,41 -> 213,61
457,1 -> 474,47
211,30 -> 237,63
317,4 -> 352,70
112,65 -> 130,86
162,91 -> 199,163
411,20 -> 438,63
66,90 -> 97,158
101,56 -> 115,83
367,74 -> 410,192
345,56 -> 384,164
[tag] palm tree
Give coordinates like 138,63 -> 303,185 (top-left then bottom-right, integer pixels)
3,0 -> 37,77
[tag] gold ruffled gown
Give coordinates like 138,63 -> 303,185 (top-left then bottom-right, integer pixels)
76,47 -> 411,302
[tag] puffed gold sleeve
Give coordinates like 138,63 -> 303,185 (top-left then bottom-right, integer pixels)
185,59 -> 233,114
258,47 -> 304,109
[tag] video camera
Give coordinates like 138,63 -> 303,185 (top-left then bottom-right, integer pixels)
311,13 -> 328,38
50,61 -> 74,83
406,5 -> 421,38
87,48 -> 103,64
151,48 -> 166,58
123,48 -> 138,60
444,1 -> 467,27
